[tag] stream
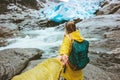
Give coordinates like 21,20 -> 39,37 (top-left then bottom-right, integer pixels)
0,27 -> 100,58
0,27 -> 64,58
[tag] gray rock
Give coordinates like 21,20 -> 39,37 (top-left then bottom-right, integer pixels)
96,0 -> 120,15
0,0 -> 39,14
0,38 -> 8,47
77,14 -> 120,53
84,64 -> 119,80
76,14 -> 120,80
0,48 -> 43,80
0,23 -> 18,38
89,51 -> 120,79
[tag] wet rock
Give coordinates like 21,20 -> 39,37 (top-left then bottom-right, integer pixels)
46,20 -> 61,27
0,2 -> 50,30
0,0 -> 39,14
96,0 -> 120,15
0,0 -> 51,32
0,38 -> 8,47
19,18 -> 48,30
0,48 -> 43,80
0,23 -> 18,38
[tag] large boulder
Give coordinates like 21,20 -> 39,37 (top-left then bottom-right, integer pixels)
77,14 -> 120,37
0,48 -> 43,80
76,14 -> 120,80
77,14 -> 120,53
89,48 -> 120,80
84,64 -> 119,80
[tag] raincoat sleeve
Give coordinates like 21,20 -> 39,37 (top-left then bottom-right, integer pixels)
12,58 -> 63,80
59,36 -> 71,56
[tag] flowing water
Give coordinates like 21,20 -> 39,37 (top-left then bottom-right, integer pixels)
0,26 -> 100,58
0,28 -> 64,58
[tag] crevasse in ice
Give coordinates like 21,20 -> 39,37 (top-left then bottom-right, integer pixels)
39,0 -> 104,23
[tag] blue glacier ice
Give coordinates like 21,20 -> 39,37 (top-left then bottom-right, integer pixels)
39,0 -> 104,23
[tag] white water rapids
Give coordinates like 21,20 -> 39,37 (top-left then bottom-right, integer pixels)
0,28 -> 64,58
0,27 -> 100,58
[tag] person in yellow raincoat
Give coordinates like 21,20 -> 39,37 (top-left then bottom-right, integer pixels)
59,21 -> 84,80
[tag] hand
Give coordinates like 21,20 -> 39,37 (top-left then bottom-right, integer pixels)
61,54 -> 68,65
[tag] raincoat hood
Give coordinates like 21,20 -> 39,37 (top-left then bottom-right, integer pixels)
69,30 -> 84,42
59,30 -> 84,56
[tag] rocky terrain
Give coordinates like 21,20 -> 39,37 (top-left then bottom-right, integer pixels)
0,0 -> 49,48
0,48 -> 43,80
0,0 -> 120,80
78,14 -> 120,80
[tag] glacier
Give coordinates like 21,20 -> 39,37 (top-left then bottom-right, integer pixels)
39,0 -> 104,23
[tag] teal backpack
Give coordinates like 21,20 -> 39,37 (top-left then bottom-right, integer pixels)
68,40 -> 90,71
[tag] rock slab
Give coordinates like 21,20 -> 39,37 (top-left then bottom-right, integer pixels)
0,48 -> 43,80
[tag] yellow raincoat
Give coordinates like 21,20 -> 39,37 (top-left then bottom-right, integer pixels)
12,58 -> 63,80
59,30 -> 84,80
